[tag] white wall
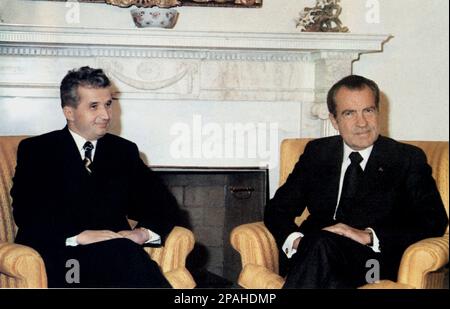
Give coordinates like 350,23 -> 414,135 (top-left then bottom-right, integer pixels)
343,0 -> 449,141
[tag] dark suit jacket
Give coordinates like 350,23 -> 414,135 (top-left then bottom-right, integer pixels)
264,136 -> 447,274
11,127 -> 180,257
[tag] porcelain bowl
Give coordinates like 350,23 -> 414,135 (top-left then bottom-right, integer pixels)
131,7 -> 179,29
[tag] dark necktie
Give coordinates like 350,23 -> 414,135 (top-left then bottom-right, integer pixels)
83,141 -> 94,174
336,151 -> 364,220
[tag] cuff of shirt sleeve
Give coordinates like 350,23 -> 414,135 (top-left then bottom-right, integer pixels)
143,228 -> 161,245
65,235 -> 78,247
366,227 -> 381,253
282,232 -> 304,258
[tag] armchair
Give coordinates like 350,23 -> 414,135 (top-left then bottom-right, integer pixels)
231,138 -> 449,289
0,136 -> 196,288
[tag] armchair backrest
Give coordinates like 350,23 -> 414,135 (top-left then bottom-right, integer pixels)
0,136 -> 28,243
279,139 -> 313,226
279,138 -> 449,231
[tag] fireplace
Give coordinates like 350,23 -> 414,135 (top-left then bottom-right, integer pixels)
153,166 -> 268,287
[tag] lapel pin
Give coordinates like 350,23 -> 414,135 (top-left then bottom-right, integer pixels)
378,167 -> 384,172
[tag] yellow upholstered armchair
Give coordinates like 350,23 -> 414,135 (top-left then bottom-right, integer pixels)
231,138 -> 449,289
0,136 -> 196,288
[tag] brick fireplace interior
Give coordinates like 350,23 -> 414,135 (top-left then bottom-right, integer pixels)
153,166 -> 269,287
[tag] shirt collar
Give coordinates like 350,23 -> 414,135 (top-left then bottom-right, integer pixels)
68,129 -> 98,153
343,142 -> 373,169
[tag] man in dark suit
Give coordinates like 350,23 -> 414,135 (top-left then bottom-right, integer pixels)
264,75 -> 448,288
11,66 -> 180,288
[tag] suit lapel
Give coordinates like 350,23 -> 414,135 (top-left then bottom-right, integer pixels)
89,134 -> 109,176
328,138 -> 344,208
313,137 -> 343,215
59,127 -> 89,197
358,136 -> 391,198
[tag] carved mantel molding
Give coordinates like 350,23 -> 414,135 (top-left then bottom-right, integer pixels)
0,24 -> 389,136
0,25 -> 386,53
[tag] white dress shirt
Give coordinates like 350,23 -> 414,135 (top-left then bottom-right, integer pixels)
282,142 -> 381,258
65,129 -> 160,246
69,129 -> 98,161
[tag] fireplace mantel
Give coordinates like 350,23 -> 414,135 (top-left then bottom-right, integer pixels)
0,25 -> 389,136
1,25 -> 387,53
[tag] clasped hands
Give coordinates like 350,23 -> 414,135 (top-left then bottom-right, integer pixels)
76,228 -> 149,245
293,223 -> 372,250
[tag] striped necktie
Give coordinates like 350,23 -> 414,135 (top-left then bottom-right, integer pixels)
83,141 -> 94,174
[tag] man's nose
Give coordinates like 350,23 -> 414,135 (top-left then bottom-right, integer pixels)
356,113 -> 368,127
98,105 -> 111,120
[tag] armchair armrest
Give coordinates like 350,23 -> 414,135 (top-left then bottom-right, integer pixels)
163,268 -> 196,289
397,233 -> 449,288
144,226 -> 196,288
231,222 -> 285,288
239,264 -> 284,289
0,241 -> 47,288
359,280 -> 414,289
230,222 -> 279,274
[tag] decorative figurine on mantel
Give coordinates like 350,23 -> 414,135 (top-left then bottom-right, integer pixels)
296,0 -> 349,33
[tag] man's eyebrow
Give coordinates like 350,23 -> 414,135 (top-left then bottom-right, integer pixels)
89,99 -> 114,103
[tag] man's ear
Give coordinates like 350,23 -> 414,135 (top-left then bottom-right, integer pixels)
63,106 -> 74,122
330,113 -> 339,131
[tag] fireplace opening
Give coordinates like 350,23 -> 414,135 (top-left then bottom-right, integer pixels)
152,166 -> 269,288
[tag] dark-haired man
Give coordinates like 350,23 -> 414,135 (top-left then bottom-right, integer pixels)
264,75 -> 448,288
11,66 -> 179,288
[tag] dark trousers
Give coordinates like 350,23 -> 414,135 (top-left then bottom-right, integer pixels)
283,230 -> 384,289
44,238 -> 171,288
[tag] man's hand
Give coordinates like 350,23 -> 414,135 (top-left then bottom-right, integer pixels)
76,230 -> 124,245
322,223 -> 371,246
118,228 -> 149,245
